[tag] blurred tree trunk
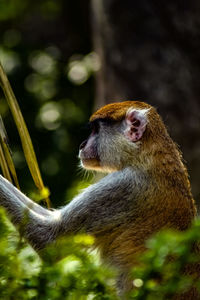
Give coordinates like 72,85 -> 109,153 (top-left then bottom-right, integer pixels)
91,0 -> 200,205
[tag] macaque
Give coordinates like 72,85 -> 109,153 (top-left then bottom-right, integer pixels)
0,101 -> 198,298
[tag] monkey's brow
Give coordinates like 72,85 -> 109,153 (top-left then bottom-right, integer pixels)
88,118 -> 114,127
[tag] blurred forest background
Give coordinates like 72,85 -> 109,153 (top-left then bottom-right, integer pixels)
1,1 -> 200,299
1,0 -> 200,207
0,0 -> 94,206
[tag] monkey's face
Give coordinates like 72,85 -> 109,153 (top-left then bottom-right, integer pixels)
79,101 -> 150,172
79,119 -> 101,170
79,118 -> 120,171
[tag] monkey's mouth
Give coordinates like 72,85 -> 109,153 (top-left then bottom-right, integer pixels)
80,158 -> 100,169
79,150 -> 100,168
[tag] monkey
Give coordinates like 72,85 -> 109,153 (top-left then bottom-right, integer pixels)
0,100 -> 199,298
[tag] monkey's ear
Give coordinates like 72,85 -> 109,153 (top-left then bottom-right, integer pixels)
124,109 -> 148,142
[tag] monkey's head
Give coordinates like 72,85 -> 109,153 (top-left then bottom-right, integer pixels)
79,101 -> 173,172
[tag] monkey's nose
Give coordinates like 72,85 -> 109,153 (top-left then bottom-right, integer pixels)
79,139 -> 87,150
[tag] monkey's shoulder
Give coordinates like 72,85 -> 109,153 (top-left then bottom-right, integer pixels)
93,167 -> 151,197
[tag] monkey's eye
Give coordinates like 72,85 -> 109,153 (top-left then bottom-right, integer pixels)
88,120 -> 99,134
88,118 -> 113,135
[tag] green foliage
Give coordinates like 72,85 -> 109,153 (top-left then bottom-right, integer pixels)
0,0 -> 28,20
130,220 -> 200,299
0,208 -> 117,299
1,206 -> 200,299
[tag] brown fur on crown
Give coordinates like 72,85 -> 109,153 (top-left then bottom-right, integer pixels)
90,100 -> 168,144
90,101 -> 151,122
90,100 -> 172,153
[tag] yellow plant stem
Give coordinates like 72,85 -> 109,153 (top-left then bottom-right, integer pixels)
0,143 -> 12,183
0,116 -> 20,189
0,62 -> 50,208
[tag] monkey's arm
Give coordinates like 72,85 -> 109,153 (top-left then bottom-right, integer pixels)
0,168 -> 148,250
59,167 -> 148,234
0,175 -> 52,217
0,175 -> 56,249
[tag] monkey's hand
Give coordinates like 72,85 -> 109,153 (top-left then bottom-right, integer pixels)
0,175 -> 57,249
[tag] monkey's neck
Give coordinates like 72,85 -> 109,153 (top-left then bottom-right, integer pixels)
151,148 -> 197,221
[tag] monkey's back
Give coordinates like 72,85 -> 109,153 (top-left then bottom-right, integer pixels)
94,166 -> 199,298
